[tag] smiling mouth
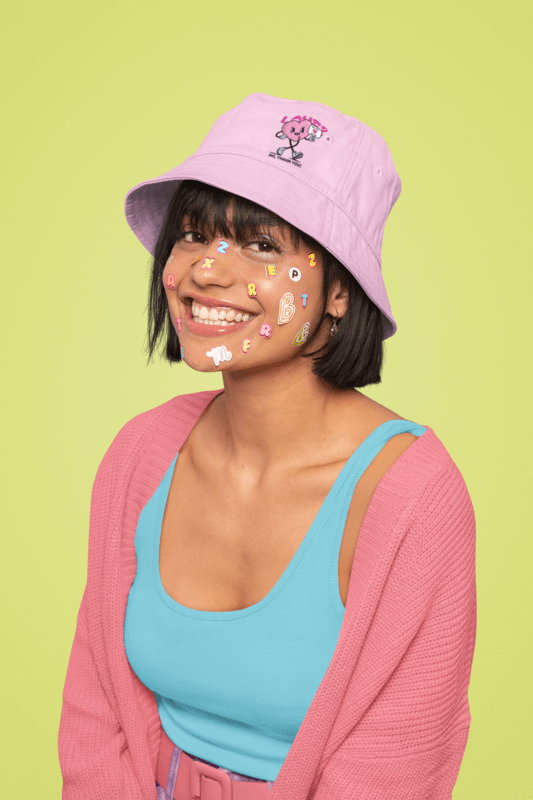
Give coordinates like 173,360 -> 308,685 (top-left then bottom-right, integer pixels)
190,300 -> 258,326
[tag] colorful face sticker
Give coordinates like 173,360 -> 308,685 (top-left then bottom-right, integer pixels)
248,282 -> 257,297
278,292 -> 295,325
166,274 -> 176,289
176,317 -> 182,332
242,338 -> 251,353
166,255 -> 174,264
289,267 -> 301,282
192,255 -> 202,264
293,322 -> 310,346
308,252 -> 317,268
265,264 -> 277,277
180,346 -> 184,358
259,323 -> 272,338
217,240 -> 229,253
301,293 -> 308,307
201,257 -> 215,270
206,345 -> 232,366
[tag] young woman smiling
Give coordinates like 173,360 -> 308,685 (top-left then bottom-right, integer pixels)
154,187 -> 419,616
59,94 -> 476,800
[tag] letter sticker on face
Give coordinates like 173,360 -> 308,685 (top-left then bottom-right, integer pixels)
259,323 -> 272,338
266,265 -> 277,277
201,257 -> 215,269
217,240 -> 229,253
166,255 -> 174,264
242,338 -> 251,353
166,274 -> 175,289
302,293 -> 308,307
248,282 -> 257,297
180,346 -> 184,358
289,267 -> 301,282
278,292 -> 295,325
176,317 -> 182,332
192,255 -> 202,264
293,322 -> 310,346
308,253 -> 316,268
206,345 -> 232,366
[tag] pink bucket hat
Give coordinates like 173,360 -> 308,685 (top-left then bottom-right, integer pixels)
124,92 -> 402,339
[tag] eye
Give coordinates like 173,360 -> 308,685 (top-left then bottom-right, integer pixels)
176,230 -> 282,255
248,237 -> 282,255
178,230 -> 207,244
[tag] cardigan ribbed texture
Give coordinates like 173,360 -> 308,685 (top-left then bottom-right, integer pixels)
58,388 -> 477,800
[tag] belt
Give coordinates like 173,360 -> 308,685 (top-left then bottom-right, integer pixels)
156,727 -> 272,799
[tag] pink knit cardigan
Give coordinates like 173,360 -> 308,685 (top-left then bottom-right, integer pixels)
58,389 -> 477,799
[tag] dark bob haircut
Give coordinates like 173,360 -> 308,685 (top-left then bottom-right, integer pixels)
145,180 -> 385,390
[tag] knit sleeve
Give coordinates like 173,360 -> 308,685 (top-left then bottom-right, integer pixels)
58,587 -> 145,799
312,461 -> 477,800
58,415 -> 156,800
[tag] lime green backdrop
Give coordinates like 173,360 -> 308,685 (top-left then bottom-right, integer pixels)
1,0 -> 531,797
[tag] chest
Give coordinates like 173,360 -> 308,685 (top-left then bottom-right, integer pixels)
158,431 -> 418,612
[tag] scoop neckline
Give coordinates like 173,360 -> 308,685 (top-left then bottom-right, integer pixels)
152,418 -> 428,619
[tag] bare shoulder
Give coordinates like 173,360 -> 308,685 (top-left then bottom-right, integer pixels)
351,390 -> 406,421
340,390 -> 418,443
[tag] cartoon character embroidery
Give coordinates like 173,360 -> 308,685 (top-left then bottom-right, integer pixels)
275,116 -> 326,161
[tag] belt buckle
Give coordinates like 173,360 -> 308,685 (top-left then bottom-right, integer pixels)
189,758 -> 233,800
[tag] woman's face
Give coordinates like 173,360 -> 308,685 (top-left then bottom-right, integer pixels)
162,207 -> 334,375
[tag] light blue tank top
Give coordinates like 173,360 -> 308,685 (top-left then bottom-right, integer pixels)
124,419 -> 427,781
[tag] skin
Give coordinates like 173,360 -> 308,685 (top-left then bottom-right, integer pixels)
162,202 -> 365,486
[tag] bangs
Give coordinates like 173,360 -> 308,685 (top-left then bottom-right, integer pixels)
170,180 -> 303,250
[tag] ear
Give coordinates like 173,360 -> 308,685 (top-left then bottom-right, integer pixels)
326,279 -> 349,318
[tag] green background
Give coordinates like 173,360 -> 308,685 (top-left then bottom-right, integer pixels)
1,0 -> 532,797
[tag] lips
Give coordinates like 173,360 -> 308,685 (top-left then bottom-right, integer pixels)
183,293 -> 257,315
182,304 -> 258,338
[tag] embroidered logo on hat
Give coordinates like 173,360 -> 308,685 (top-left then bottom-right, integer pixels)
268,114 -> 329,168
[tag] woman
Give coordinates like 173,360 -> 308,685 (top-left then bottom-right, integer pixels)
58,93 -> 476,800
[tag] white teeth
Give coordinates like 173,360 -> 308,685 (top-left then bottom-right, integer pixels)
192,315 -> 237,325
191,302 -> 254,322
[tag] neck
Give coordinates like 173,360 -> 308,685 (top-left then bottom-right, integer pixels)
206,361 -> 361,479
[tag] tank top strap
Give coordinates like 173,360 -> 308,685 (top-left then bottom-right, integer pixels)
321,419 -> 428,536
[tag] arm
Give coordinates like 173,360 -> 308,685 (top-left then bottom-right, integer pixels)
312,462 -> 477,799
58,588 -> 145,799
58,418 -> 157,800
